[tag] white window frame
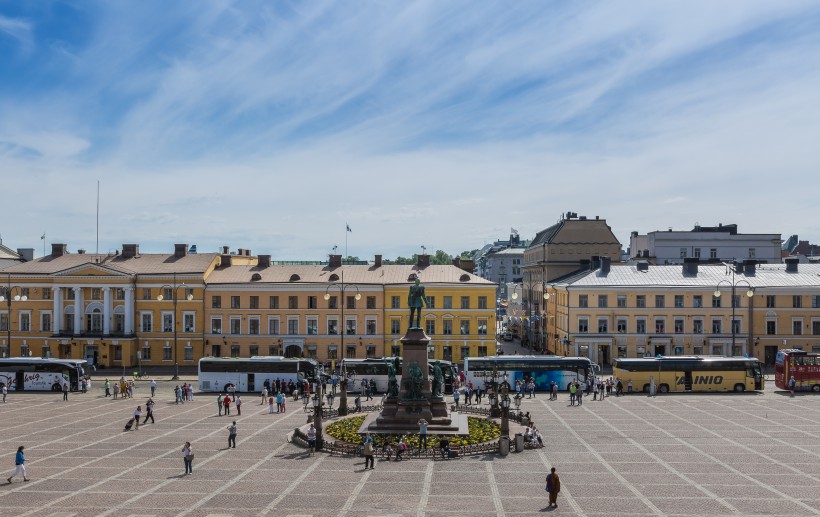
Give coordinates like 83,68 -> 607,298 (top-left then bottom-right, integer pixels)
327,317 -> 339,335
287,316 -> 299,336
248,316 -> 261,335
40,310 -> 53,332
229,316 -> 241,335
140,312 -> 153,333
792,318 -> 804,336
184,344 -> 194,361
211,316 -> 222,334
306,317 -> 318,336
161,311 -> 174,333
19,311 -> 31,332
182,311 -> 196,333
365,317 -> 377,336
268,317 -> 280,335
345,318 -> 356,336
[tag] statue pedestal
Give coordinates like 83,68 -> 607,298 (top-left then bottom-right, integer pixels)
363,328 -> 465,435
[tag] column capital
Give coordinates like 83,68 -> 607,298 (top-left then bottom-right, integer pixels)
102,286 -> 111,292
73,287 -> 81,292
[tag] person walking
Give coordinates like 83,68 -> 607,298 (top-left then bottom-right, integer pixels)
546,467 -> 561,508
788,375 -> 797,397
593,381 -> 599,401
551,381 -> 558,401
133,406 -> 142,430
362,432 -> 375,469
62,382 -> 69,401
182,442 -> 193,475
217,394 -> 224,416
104,379 -> 110,398
150,379 -> 157,398
453,389 -> 460,408
235,395 -> 242,416
7,446 -> 28,483
143,399 -> 155,424
227,421 -> 237,448
307,424 -> 317,456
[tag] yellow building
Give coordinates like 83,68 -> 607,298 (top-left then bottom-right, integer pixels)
1,246 -> 496,368
548,258 -> 820,367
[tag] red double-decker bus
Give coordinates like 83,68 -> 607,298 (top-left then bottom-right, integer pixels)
775,349 -> 820,392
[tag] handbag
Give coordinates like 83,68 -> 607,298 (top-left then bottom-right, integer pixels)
185,453 -> 194,461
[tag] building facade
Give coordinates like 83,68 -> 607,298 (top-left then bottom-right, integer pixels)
0,245 -> 496,368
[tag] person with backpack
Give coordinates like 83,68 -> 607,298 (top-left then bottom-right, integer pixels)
362,432 -> 375,470
788,375 -> 797,397
546,467 -> 561,508
396,438 -> 407,461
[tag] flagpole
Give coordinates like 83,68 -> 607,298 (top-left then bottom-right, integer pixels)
96,180 -> 100,255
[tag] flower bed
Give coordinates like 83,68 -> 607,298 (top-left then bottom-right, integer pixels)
325,415 -> 500,448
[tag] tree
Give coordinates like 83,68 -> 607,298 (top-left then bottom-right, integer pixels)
459,249 -> 481,259
430,250 -> 453,265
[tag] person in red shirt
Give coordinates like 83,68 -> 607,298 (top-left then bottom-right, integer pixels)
223,394 -> 232,415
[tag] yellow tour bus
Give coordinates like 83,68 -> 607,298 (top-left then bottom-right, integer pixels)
613,356 -> 764,393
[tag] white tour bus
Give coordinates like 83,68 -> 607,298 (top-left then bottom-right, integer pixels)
198,356 -> 319,392
463,355 -> 598,392
340,357 -> 459,394
0,358 -> 88,391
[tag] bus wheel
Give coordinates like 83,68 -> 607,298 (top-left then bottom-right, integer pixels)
659,384 -> 669,394
812,385 -> 820,393
643,384 -> 650,393
734,384 -> 745,393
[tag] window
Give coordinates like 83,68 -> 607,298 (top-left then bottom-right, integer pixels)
443,320 -> 453,335
346,345 -> 357,359
391,296 -> 400,309
478,319 -> 488,335
693,295 -> 703,308
460,320 -> 470,335
426,319 -> 435,335
230,345 -> 240,358
578,319 -> 589,333
731,319 -> 741,334
269,296 -> 279,309
183,313 -> 195,333
43,288 -> 51,300
141,344 -> 151,360
307,296 -> 317,309
163,288 -> 173,301
114,345 -> 122,361
366,320 -> 376,335
766,321 -> 776,335
327,296 -> 338,309
41,313 -> 52,332
478,346 -> 488,357
428,297 -> 435,309
443,346 -> 452,362
230,318 -> 241,335
268,318 -> 279,335
142,288 -> 152,301
287,319 -> 299,335
250,296 -> 259,309
306,318 -> 317,335
579,295 -> 588,308
20,313 -> 30,332
710,248 -> 717,259
655,319 -> 665,333
460,346 -> 470,361
366,345 -> 376,359
674,295 -> 684,308
813,321 -> 820,335
694,248 -> 701,259
288,296 -> 298,309
114,288 -> 124,300
460,297 -> 470,309
617,295 -> 627,308
793,295 -> 802,308
597,319 -> 608,333
655,295 -> 665,308
327,318 -> 338,335
346,296 -> 356,310
748,248 -> 756,259
767,295 -> 778,308
814,296 -> 820,309
212,296 -> 222,309
346,319 -> 356,335
636,320 -> 646,334
391,319 -> 401,334
712,296 -> 721,308
617,346 -> 627,358
162,313 -> 173,333
392,344 -> 401,357
249,317 -> 261,335
674,319 -> 684,334
184,345 -> 194,361
598,295 -> 608,308
141,313 -> 152,332
793,320 -> 803,336
231,296 -> 240,309
443,296 -> 453,309
328,345 -> 338,360
680,248 -> 687,259
185,288 -> 194,300
478,296 -> 488,309
1,313 -> 9,332
693,319 -> 703,334
366,296 -> 376,310
712,320 -> 722,334
636,295 -> 646,308
306,345 -> 317,359
211,318 -> 222,334
616,319 -> 627,333
731,295 -> 740,309
163,345 -> 173,361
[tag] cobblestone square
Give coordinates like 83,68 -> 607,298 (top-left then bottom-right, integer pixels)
1,380 -> 819,516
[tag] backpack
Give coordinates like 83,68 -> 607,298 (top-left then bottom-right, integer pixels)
400,442 -> 407,451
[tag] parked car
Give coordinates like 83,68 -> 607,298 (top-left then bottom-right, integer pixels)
502,331 -> 513,341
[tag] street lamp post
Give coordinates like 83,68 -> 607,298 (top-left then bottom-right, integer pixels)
714,265 -> 754,356
326,278 -> 361,416
500,380 -> 511,438
157,272 -> 193,380
312,392 -> 324,450
0,276 -> 28,357
482,366 -> 502,417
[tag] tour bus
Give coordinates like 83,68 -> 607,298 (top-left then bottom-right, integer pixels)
463,355 -> 599,392
0,358 -> 88,391
340,358 -> 458,394
775,349 -> 820,392
613,356 -> 764,393
198,356 -> 319,392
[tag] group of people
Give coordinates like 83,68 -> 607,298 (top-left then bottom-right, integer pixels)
174,383 -> 195,404
515,379 -> 537,398
216,393 -> 242,416
103,378 -> 137,399
452,381 -> 484,406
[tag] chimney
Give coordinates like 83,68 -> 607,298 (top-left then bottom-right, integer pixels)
417,254 -> 431,268
174,244 -> 188,257
222,245 -> 230,254
683,257 -> 699,276
77,249 -> 86,255
374,255 -> 382,268
51,243 -> 68,257
258,255 -> 271,268
237,248 -> 244,256
785,257 -> 799,273
328,254 -> 342,268
122,244 -> 139,258
600,256 -> 611,274
579,259 -> 591,270
245,249 -> 252,257
220,254 -> 232,267
636,261 -> 649,272
590,256 -> 601,270
16,248 -> 34,261
743,259 -> 756,276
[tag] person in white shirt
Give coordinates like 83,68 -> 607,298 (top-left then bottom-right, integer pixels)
150,379 -> 157,397
133,406 -> 142,430
2,385 -> 7,403
182,442 -> 193,474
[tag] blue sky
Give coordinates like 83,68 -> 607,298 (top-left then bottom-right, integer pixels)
1,1 -> 819,259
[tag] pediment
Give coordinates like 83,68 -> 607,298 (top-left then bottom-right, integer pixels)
54,263 -> 134,278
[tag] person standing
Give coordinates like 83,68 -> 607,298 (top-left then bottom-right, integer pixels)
593,381 -> 599,401
143,399 -> 155,424
546,467 -> 561,508
627,379 -> 633,394
576,383 -> 583,406
276,392 -> 284,413
453,389 -> 460,408
2,385 -> 7,402
569,382 -> 577,406
7,446 -> 28,483
150,379 -> 157,398
418,418 -> 429,450
307,424 -> 317,456
133,406 -> 142,430
113,382 -> 120,399
268,395 -> 275,414
217,394 -> 224,416
551,381 -> 558,401
789,375 -> 797,397
223,394 -> 232,415
235,395 -> 242,416
261,387 -> 268,405
62,382 -> 69,401
104,379 -> 110,398
362,432 -> 375,469
227,421 -> 237,448
182,442 -> 193,475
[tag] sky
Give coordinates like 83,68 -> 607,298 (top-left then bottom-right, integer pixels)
1,1 -> 820,260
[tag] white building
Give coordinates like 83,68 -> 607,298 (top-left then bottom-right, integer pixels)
629,224 -> 782,265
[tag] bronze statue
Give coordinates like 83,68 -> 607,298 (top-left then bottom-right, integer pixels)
407,278 -> 429,330
403,360 -> 425,400
386,356 -> 400,398
431,360 -> 444,399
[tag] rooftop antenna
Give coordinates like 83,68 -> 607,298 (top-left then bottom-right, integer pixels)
96,180 -> 100,254
421,245 -> 427,255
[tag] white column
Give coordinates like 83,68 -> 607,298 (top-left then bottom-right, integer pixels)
73,287 -> 83,335
103,287 -> 111,336
124,288 -> 134,334
52,287 -> 62,333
